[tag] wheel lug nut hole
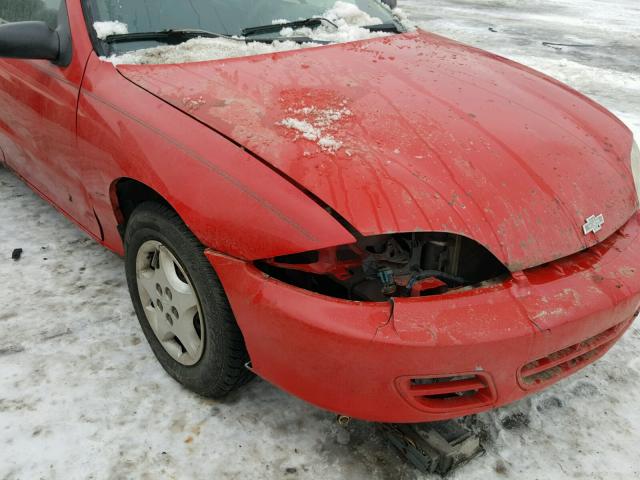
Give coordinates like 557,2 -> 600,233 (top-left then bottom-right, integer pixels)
166,313 -> 173,326
156,283 -> 162,295
171,306 -> 179,319
165,287 -> 172,300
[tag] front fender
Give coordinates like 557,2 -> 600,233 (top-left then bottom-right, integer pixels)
77,53 -> 355,259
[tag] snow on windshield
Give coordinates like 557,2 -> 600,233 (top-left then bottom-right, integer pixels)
100,1 -> 409,66
93,20 -> 128,40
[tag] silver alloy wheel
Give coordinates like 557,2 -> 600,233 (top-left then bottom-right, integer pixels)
136,240 -> 205,366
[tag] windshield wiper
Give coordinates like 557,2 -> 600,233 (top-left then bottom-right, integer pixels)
103,28 -> 322,46
103,29 -> 230,44
242,17 -> 338,37
103,19 -> 402,46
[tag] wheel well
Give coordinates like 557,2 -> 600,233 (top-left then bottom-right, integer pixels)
113,178 -> 172,233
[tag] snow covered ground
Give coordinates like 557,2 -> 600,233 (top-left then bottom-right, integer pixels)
1,1 -> 640,479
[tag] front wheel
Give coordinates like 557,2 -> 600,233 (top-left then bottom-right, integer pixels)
124,202 -> 251,398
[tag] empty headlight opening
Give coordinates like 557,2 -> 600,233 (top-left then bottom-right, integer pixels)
255,233 -> 510,301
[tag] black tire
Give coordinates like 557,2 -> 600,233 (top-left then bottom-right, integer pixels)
124,202 -> 252,398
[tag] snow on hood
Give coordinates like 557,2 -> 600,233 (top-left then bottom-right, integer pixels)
100,1 -> 406,65
118,31 -> 637,270
279,106 -> 352,153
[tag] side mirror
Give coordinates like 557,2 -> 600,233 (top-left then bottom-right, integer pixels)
0,21 -> 60,62
381,0 -> 398,8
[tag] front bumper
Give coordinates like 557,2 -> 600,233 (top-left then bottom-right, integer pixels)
206,214 -> 640,423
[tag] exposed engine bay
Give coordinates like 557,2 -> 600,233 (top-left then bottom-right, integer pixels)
256,233 -> 509,301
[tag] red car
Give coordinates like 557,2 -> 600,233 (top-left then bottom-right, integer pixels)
1,0 -> 639,424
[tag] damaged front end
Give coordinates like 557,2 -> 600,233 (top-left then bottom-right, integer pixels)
256,233 -> 509,301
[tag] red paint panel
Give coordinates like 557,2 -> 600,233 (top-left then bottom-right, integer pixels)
207,214 -> 640,423
77,54 -> 355,259
0,1 -> 98,235
121,31 -> 637,271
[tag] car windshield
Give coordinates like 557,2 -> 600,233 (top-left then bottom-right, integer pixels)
85,0 -> 397,40
84,0 -> 404,65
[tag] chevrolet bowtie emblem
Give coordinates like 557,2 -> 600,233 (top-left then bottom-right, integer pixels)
583,214 -> 605,235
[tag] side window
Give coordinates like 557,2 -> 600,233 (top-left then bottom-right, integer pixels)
0,0 -> 60,30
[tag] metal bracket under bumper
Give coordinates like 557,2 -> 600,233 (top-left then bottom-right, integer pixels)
381,421 -> 483,475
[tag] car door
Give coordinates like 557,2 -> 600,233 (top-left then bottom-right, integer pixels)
0,0 -> 100,237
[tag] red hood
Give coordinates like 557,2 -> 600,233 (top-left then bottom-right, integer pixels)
118,31 -> 637,271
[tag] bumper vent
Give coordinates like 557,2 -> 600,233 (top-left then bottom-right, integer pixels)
396,373 -> 496,414
519,320 -> 631,389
